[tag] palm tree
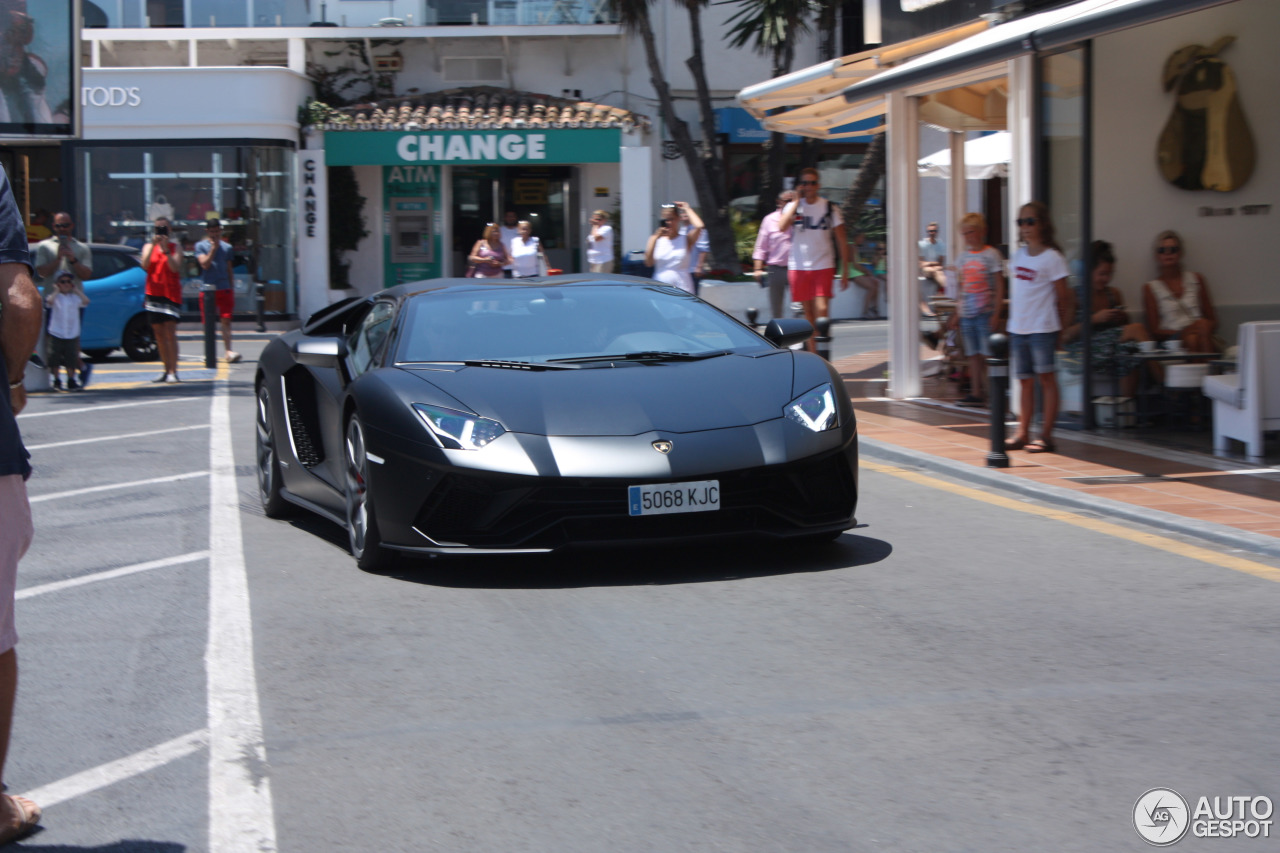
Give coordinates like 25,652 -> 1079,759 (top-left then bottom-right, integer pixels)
723,0 -> 817,219
610,0 -> 737,270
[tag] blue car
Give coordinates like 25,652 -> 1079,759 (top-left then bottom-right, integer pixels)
80,243 -> 157,361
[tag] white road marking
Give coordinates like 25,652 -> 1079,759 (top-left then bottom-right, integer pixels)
17,729 -> 209,809
26,424 -> 209,451
28,471 -> 209,503
17,552 -> 209,601
207,377 -> 278,852
18,396 -> 203,418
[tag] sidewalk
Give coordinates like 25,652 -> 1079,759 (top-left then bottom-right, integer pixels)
834,348 -> 1280,559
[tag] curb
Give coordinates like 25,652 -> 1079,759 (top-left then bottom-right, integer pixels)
858,435 -> 1280,560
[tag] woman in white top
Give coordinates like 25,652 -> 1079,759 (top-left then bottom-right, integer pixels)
1141,230 -> 1218,354
645,201 -> 702,294
508,221 -> 545,278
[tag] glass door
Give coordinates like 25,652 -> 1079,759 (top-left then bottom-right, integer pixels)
450,167 -> 500,275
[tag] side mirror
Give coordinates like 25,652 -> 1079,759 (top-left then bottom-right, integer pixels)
763,317 -> 813,348
293,336 -> 348,367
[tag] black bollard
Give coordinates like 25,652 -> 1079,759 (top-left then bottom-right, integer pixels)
255,281 -> 267,332
745,307 -> 758,329
815,316 -> 831,362
986,332 -> 1010,468
202,287 -> 217,369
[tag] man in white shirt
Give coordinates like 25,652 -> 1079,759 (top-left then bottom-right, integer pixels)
499,210 -> 520,278
779,168 -> 849,353
586,210 -> 614,273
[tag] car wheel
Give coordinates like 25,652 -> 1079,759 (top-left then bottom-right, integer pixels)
122,314 -> 158,362
345,415 -> 394,571
255,384 -> 291,519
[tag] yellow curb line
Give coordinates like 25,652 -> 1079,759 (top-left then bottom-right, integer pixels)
862,458 -> 1280,583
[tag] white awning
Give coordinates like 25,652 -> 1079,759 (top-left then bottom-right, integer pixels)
918,132 -> 1011,180
735,19 -> 990,139
839,0 -> 1237,111
737,0 -> 1237,138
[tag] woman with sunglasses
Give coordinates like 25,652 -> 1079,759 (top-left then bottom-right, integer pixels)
467,223 -> 510,279
1141,230 -> 1218,354
1005,201 -> 1069,454
645,201 -> 702,294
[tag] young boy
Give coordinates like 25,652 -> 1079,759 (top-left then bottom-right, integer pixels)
953,212 -> 1005,406
45,272 -> 89,391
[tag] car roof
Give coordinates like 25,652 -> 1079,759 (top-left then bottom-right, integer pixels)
385,273 -> 668,301
88,243 -> 141,255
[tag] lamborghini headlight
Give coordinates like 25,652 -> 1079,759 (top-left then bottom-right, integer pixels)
413,403 -> 506,450
784,383 -> 839,432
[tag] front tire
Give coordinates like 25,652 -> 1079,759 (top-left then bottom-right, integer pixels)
345,415 -> 394,571
122,314 -> 158,362
256,383 -> 291,519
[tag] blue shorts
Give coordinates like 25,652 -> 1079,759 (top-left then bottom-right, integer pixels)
1010,331 -> 1058,379
960,312 -> 993,356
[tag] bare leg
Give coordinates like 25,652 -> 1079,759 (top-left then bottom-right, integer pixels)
801,299 -> 819,353
968,353 -> 986,401
1040,371 -> 1060,443
221,316 -> 234,356
0,649 -> 13,785
1015,377 -> 1035,444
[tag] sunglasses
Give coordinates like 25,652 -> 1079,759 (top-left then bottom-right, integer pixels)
797,180 -> 818,186
54,222 -> 72,229
1157,246 -> 1181,255
1016,217 -> 1039,226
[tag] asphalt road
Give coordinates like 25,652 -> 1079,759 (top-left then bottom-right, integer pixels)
8,332 -> 1280,852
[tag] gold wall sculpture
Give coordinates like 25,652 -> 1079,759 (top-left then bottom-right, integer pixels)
1157,36 -> 1255,192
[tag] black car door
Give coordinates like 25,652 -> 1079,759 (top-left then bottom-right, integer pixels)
309,299 -> 398,501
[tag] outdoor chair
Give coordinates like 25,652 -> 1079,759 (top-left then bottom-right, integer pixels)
1202,320 -> 1280,462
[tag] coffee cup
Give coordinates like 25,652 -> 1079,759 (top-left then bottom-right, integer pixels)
1138,340 -> 1156,352
1163,340 -> 1183,351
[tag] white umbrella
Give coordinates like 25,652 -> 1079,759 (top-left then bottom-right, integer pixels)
917,131 -> 1011,180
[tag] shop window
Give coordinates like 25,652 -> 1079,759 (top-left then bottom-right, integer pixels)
76,143 -> 295,315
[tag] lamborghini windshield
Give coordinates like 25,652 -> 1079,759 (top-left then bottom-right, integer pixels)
396,284 -> 770,365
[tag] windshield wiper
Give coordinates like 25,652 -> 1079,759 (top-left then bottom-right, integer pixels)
400,359 -> 577,370
549,350 -> 732,364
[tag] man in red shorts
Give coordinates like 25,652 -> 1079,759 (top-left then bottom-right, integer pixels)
196,220 -> 240,362
779,167 -> 848,353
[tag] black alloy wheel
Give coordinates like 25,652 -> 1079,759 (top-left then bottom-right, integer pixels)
344,415 -> 392,571
256,383 -> 290,518
122,314 -> 158,362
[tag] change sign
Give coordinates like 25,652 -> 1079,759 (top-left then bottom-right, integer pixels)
325,129 -> 621,166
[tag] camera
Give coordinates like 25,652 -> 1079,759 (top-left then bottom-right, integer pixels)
660,203 -> 676,210
155,225 -> 169,236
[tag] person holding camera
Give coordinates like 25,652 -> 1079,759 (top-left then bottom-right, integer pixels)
33,212 -> 92,385
140,217 -> 183,383
645,202 -> 702,294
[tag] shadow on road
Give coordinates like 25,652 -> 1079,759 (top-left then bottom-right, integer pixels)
371,531 -> 892,589
14,838 -> 185,852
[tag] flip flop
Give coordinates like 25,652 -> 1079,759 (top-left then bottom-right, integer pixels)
0,794 -> 41,846
1026,438 -> 1056,453
1004,437 -> 1028,451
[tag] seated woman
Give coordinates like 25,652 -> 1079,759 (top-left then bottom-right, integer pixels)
1062,241 -> 1152,396
848,231 -> 884,320
1141,229 -> 1218,353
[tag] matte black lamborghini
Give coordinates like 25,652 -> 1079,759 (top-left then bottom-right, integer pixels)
255,275 -> 858,568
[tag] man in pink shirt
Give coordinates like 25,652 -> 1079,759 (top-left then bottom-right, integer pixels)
752,190 -> 795,321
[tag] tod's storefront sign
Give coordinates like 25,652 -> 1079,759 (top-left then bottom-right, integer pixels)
325,128 -> 621,166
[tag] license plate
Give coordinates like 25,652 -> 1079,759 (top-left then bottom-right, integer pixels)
628,480 -> 720,516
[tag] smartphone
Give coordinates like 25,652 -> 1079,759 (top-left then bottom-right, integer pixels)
155,225 -> 169,236
660,203 -> 676,210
